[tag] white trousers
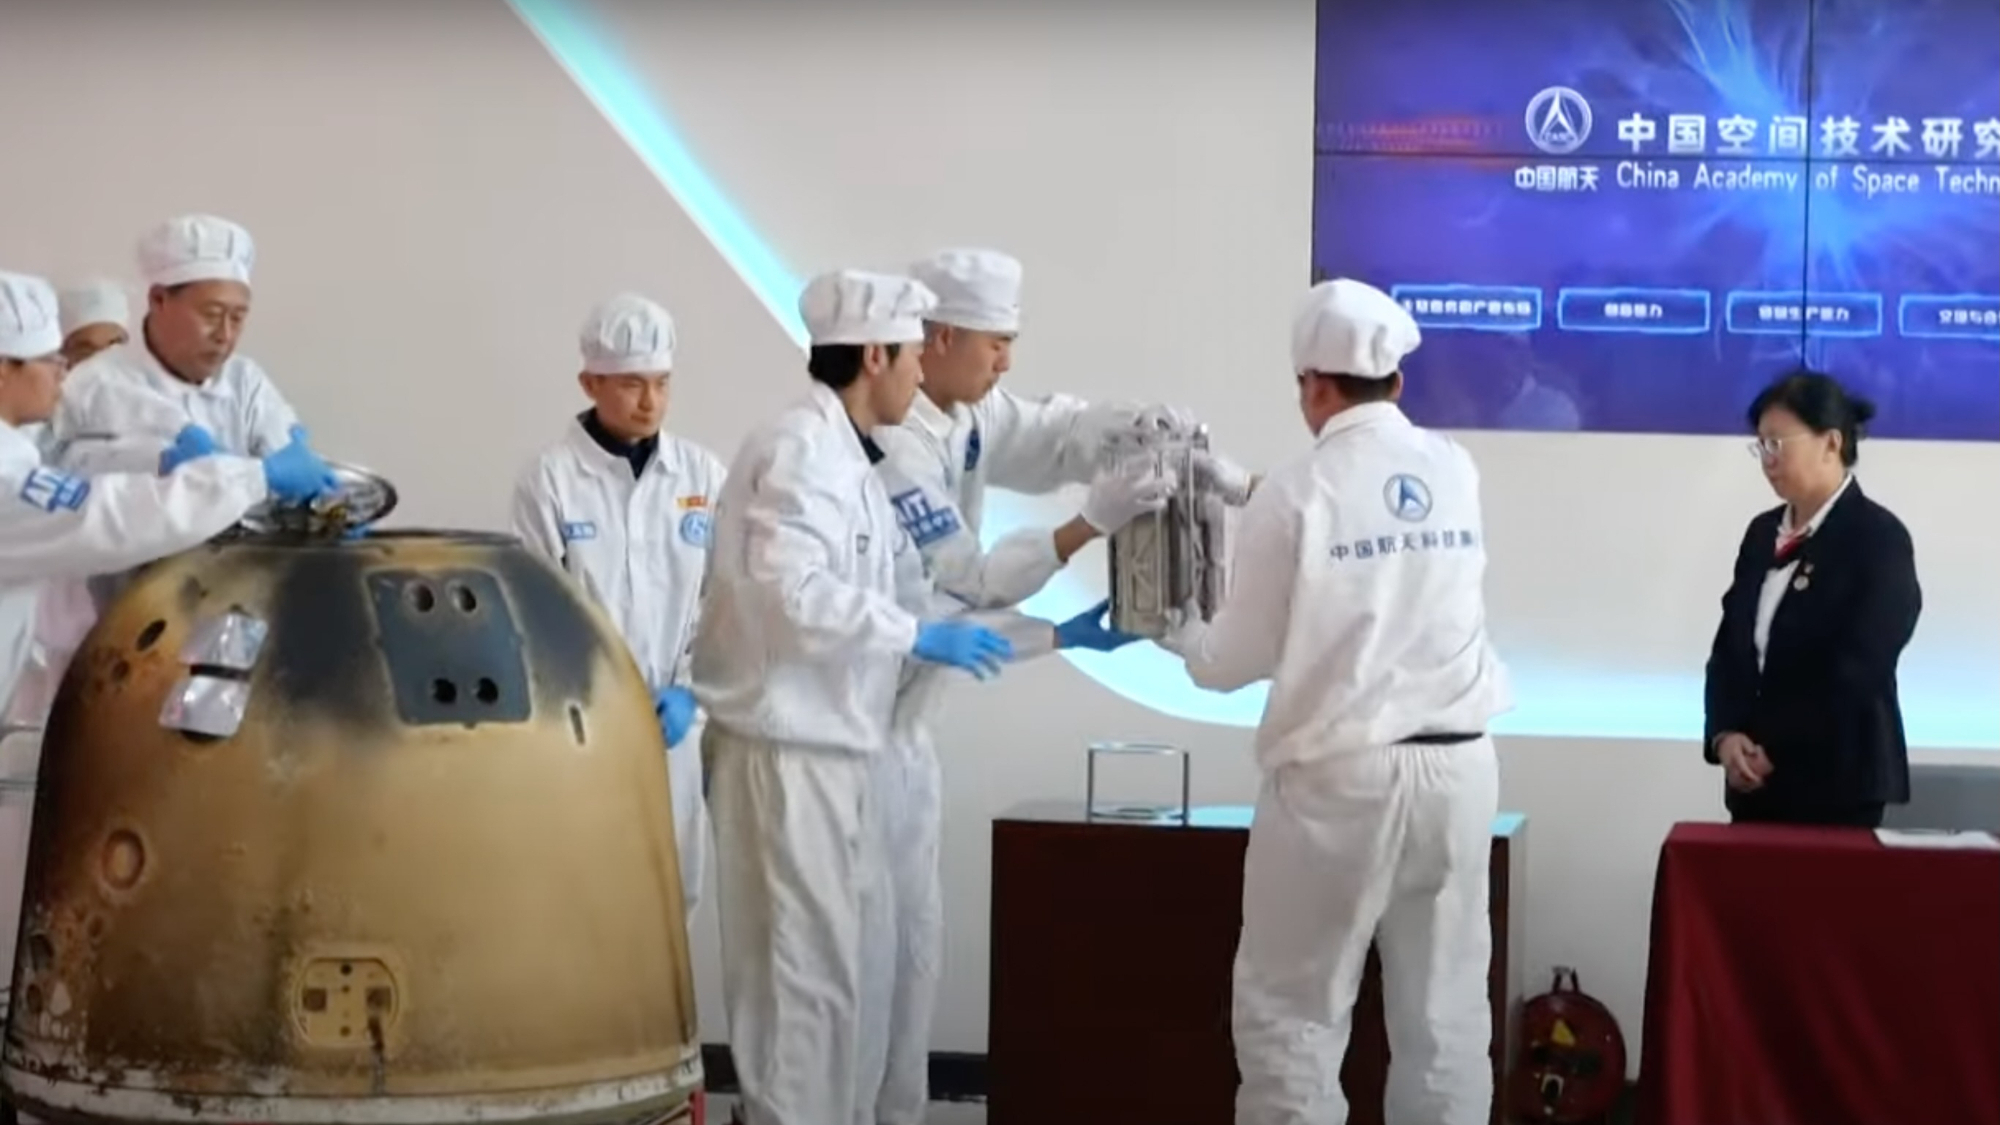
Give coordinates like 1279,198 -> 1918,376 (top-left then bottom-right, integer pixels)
1234,739 -> 1499,1125
704,725 -> 890,1125
856,732 -> 945,1125
668,724 -> 707,922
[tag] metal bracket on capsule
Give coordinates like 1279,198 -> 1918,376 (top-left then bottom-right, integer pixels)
158,609 -> 270,740
179,611 -> 270,670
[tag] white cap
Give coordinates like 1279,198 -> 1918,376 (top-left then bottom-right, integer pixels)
799,270 -> 937,346
910,248 -> 1022,334
1291,278 -> 1421,379
0,271 -> 64,361
579,293 -> 676,375
137,214 -> 256,289
58,279 -> 131,336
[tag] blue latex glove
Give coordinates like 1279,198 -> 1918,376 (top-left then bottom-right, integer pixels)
653,686 -> 698,749
1054,599 -> 1143,653
911,621 -> 1014,680
157,424 -> 219,474
261,425 -> 341,504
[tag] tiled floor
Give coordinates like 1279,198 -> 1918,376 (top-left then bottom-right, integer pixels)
706,1096 -> 986,1123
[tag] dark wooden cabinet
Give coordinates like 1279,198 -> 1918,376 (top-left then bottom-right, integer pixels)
988,803 -> 1526,1125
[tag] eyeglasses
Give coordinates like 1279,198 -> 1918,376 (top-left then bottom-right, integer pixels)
1748,434 -> 1810,461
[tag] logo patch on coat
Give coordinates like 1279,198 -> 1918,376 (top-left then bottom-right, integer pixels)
1383,474 -> 1433,522
560,520 -> 597,542
678,511 -> 712,548
19,468 -> 91,514
889,487 -> 962,549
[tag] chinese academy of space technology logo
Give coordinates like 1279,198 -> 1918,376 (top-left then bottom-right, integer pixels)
1526,86 -> 1593,155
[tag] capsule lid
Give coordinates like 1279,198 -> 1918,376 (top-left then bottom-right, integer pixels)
237,461 -> 399,538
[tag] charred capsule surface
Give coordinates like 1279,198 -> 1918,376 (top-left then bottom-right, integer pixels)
5,530 -> 698,1124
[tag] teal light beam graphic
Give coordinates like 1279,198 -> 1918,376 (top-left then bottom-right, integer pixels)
508,0 -> 807,347
503,0 -> 1279,734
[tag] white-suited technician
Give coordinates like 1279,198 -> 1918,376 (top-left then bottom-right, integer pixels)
56,280 -> 131,369
54,213 -> 299,476
511,293 -> 725,925
1159,278 -> 1512,1125
861,246 -> 1169,1122
690,268 -> 1013,1125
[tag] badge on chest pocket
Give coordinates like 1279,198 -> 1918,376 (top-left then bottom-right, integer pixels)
560,520 -> 597,543
679,510 -> 712,548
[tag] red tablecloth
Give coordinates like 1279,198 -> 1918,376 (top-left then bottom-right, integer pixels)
1637,822 -> 2000,1125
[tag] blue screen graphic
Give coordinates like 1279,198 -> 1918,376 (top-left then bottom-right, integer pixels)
1314,0 -> 2000,441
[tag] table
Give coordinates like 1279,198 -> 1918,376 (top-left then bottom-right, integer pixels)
987,802 -> 1526,1125
1637,822 -> 2000,1125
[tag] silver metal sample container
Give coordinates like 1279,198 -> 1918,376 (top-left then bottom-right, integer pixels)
1105,423 -> 1230,638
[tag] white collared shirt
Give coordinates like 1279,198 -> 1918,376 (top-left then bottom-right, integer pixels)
871,387 -> 1124,614
36,341 -> 299,693
690,382 -> 924,753
870,387 -> 1129,739
52,339 -> 299,472
1753,474 -> 1854,671
1169,402 -> 1512,769
0,421 -> 269,725
870,387 -> 1126,660
511,418 -> 727,690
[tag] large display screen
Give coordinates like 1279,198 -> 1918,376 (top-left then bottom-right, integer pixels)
1314,0 -> 2000,440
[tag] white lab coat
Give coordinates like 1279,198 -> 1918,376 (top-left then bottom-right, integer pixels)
872,387 -> 1132,616
1169,402 -> 1511,1125
0,420 -> 271,713
510,417 -> 726,922
856,387 -> 1128,1122
690,381 -> 926,1125
0,579 -> 98,733
0,421 -> 270,998
35,341 -> 299,715
52,342 -> 299,471
14,424 -> 55,462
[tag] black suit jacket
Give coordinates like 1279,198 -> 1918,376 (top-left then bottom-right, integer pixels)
1703,480 -> 1922,820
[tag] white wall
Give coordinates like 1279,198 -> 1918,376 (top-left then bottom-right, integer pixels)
3,0 -> 1994,1074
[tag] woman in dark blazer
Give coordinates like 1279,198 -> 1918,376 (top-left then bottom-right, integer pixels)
1703,370 -> 1922,828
